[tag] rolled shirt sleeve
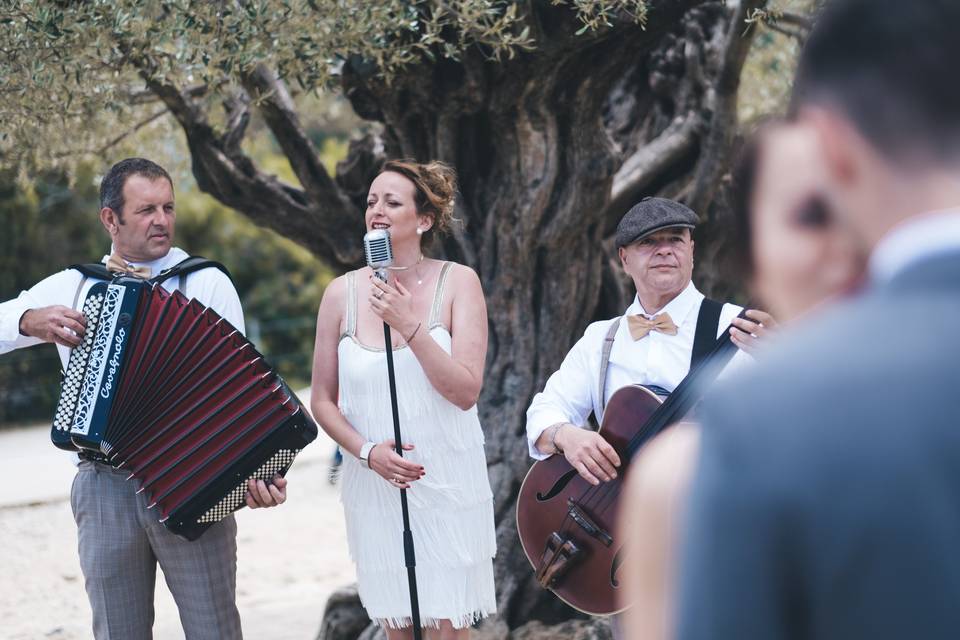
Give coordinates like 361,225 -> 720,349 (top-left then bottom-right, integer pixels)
0,270 -> 84,356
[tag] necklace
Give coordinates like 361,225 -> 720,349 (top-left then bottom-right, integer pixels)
387,253 -> 425,285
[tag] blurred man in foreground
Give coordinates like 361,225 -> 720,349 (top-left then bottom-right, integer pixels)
677,1 -> 960,638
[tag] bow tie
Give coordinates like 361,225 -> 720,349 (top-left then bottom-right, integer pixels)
627,312 -> 678,340
106,253 -> 152,278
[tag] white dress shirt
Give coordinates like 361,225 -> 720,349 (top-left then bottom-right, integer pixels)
525,282 -> 746,459
0,247 -> 244,370
870,208 -> 960,283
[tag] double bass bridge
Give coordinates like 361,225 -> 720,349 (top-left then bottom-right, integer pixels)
566,498 -> 613,547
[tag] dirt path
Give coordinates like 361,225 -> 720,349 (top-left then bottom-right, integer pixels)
0,423 -> 353,640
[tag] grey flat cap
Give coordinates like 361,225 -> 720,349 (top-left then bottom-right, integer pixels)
615,197 -> 698,247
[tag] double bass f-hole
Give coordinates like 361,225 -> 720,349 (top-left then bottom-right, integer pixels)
536,469 -> 578,501
517,315 -> 750,615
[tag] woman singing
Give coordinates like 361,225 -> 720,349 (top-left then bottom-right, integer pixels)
310,160 -> 497,639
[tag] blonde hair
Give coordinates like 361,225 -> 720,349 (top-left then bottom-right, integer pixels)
379,159 -> 458,245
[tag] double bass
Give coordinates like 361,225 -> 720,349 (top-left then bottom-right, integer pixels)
515,314 -> 745,615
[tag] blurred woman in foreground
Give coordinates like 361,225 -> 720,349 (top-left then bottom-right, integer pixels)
616,123 -> 867,639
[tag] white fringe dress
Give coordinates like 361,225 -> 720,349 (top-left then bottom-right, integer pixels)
336,264 -> 498,629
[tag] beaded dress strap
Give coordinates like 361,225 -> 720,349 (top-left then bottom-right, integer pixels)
343,271 -> 358,339
429,262 -> 454,329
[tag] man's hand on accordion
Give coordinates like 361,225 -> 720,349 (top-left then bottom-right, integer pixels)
19,305 -> 86,347
245,475 -> 288,509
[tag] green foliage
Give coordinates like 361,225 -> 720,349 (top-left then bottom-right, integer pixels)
738,0 -> 817,123
0,0 -> 648,171
0,165 -> 103,298
0,164 -> 333,427
0,168 -> 104,426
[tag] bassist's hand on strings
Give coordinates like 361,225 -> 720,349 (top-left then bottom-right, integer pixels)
369,439 -> 425,489
729,309 -> 778,356
551,424 -> 621,486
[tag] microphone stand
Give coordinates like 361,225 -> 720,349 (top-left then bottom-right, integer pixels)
376,270 -> 423,640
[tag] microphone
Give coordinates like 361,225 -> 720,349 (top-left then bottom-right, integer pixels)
364,229 -> 393,282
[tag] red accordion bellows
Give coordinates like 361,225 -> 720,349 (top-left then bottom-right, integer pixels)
51,278 -> 318,540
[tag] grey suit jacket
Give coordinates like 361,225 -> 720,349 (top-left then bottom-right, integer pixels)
676,250 -> 960,640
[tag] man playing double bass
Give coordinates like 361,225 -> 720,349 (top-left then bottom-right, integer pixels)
525,197 -> 771,484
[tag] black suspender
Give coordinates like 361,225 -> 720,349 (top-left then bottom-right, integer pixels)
690,297 -> 723,370
597,296 -> 725,419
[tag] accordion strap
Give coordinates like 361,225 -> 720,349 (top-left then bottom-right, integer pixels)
68,256 -> 233,293
151,256 -> 233,286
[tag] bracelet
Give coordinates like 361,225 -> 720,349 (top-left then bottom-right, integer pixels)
358,441 -> 377,469
549,424 -> 565,455
404,321 -> 422,344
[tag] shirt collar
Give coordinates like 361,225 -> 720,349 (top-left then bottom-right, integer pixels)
101,246 -> 188,275
624,281 -> 702,326
869,208 -> 960,283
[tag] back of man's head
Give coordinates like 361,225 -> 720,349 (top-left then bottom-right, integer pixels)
792,0 -> 960,167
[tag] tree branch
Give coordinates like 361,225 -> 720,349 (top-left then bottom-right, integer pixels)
775,11 -> 813,31
241,65 -> 357,221
765,21 -> 807,42
604,112 -> 701,230
687,0 -> 768,217
221,90 -> 251,155
125,53 -> 364,269
51,107 -> 170,160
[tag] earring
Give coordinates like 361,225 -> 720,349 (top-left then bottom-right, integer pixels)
416,228 -> 423,236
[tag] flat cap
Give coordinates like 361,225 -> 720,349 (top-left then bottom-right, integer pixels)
615,197 -> 698,247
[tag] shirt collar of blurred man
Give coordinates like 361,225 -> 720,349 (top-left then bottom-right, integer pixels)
868,208 -> 960,284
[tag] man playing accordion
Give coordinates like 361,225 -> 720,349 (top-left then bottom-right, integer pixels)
0,158 -> 284,640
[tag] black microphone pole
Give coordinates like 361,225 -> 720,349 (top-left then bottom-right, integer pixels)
376,269 -> 423,640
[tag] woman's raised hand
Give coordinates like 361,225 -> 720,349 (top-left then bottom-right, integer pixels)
369,276 -> 419,339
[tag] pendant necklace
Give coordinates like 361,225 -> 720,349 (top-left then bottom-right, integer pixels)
387,253 -> 425,285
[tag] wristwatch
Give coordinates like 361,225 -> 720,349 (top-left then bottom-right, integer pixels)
359,441 -> 377,469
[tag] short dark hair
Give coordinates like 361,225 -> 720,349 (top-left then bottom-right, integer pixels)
99,158 -> 173,219
791,0 -> 960,165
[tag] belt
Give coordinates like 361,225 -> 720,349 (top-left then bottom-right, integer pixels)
78,449 -> 117,467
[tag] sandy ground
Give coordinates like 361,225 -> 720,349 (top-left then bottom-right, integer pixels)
0,419 -> 354,640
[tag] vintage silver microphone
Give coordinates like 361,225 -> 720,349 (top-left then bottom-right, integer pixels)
363,229 -> 393,283
362,227 -> 423,640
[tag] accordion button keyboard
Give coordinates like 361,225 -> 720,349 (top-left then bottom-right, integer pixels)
196,449 -> 300,524
53,292 -> 104,432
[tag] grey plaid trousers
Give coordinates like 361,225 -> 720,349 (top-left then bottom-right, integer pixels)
71,460 -> 243,639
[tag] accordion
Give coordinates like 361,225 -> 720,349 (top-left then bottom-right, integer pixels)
51,276 -> 318,540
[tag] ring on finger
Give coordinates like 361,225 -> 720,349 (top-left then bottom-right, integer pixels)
374,290 -> 383,299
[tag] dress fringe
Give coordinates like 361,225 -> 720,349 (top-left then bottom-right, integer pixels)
337,326 -> 497,629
